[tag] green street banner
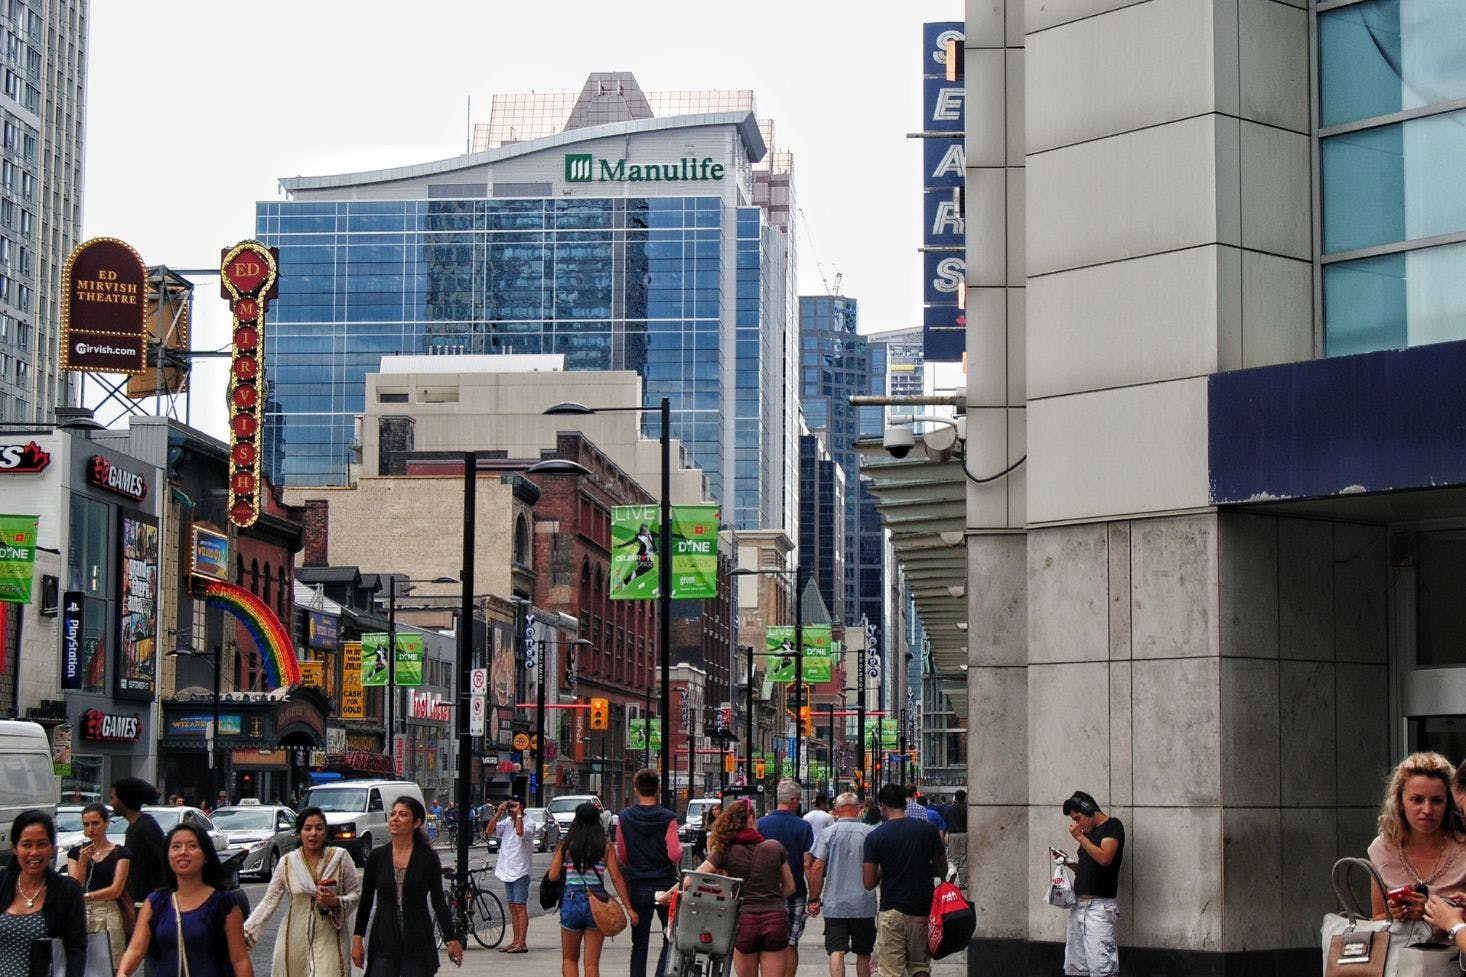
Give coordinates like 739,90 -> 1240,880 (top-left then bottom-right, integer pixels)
670,504 -> 719,598
879,718 -> 899,750
627,718 -> 662,750
611,505 -> 721,600
0,515 -> 39,603
765,625 -> 834,683
360,632 -> 425,687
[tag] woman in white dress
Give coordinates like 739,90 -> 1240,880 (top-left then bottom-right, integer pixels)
244,807 -> 361,977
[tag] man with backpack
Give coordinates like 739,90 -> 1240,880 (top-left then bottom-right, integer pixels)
617,768 -> 681,977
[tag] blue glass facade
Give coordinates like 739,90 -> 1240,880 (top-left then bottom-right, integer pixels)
797,295 -> 884,628
257,196 -> 730,491
1319,0 -> 1466,355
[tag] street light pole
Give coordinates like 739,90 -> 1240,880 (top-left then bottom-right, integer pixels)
658,396 -> 673,809
534,628 -> 547,807
826,702 -> 836,796
387,583 -> 397,772
211,645 -> 221,803
455,451 -> 476,894
744,645 -> 754,776
857,647 -> 867,798
793,562 -> 804,783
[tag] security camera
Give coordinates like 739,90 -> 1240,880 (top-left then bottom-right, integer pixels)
883,423 -> 915,458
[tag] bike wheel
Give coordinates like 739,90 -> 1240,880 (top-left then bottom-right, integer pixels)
470,887 -> 506,949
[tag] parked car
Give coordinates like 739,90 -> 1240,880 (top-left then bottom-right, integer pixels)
486,807 -> 561,853
680,797 -> 723,843
211,802 -> 299,879
545,795 -> 612,836
110,806 -> 230,857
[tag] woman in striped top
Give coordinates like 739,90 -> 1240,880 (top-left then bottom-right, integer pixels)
547,803 -> 637,977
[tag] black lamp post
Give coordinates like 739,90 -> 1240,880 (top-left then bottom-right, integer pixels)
730,563 -> 806,782
545,398 -> 674,808
379,574 -> 458,779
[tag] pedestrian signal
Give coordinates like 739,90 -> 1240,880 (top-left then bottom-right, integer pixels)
590,697 -> 610,730
755,759 -> 766,779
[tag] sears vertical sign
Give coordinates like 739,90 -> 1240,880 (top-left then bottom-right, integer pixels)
61,592 -> 84,690
922,21 -> 966,363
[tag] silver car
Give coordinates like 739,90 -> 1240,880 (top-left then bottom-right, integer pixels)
110,806 -> 231,857
211,804 -> 299,878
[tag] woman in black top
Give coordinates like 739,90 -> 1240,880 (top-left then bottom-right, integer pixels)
351,797 -> 461,977
0,810 -> 87,977
66,803 -> 131,963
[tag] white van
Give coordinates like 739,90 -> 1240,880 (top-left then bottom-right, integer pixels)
301,779 -> 424,864
0,721 -> 57,858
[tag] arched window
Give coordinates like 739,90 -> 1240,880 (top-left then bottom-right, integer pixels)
250,558 -> 259,595
236,555 -> 245,585
513,516 -> 530,567
262,562 -> 272,605
278,566 -> 289,617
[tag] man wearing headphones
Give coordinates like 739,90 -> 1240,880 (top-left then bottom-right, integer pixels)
1060,791 -> 1124,977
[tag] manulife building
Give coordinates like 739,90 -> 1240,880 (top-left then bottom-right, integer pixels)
256,72 -> 799,534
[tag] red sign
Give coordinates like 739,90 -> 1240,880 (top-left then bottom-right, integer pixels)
86,455 -> 148,501
60,238 -> 148,374
220,240 -> 279,530
0,442 -> 50,473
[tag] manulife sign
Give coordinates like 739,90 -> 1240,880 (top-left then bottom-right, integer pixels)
564,153 -> 726,184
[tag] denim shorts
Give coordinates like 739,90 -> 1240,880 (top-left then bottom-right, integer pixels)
503,874 -> 530,905
560,887 -> 597,933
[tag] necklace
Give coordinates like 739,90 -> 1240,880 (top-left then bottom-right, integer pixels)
1402,838 -> 1456,886
17,878 -> 44,909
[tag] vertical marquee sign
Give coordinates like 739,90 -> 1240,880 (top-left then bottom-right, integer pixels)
219,241 -> 279,529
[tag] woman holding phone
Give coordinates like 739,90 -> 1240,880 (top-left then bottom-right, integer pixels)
244,807 -> 361,977
66,803 -> 132,963
1368,752 -> 1466,936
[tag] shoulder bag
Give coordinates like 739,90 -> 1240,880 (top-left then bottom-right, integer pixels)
1321,856 -> 1460,977
589,867 -> 628,938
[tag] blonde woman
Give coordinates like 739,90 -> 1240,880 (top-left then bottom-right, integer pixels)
244,807 -> 361,977
66,802 -> 132,963
1368,752 -> 1466,933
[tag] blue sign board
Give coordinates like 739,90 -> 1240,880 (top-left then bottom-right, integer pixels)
921,21 -> 966,363
307,610 -> 339,650
61,592 -> 84,690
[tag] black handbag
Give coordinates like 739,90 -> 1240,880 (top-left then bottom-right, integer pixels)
539,867 -> 564,910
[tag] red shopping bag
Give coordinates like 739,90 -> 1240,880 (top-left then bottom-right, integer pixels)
927,881 -> 975,959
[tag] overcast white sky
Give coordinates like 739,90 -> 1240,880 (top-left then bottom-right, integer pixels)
82,2 -> 957,440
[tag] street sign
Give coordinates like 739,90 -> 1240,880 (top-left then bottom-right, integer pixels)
470,668 -> 488,696
469,697 -> 485,736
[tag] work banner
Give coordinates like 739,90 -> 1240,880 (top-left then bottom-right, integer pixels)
627,718 -> 662,750
360,632 -> 425,687
0,514 -> 39,603
610,504 -> 721,600
766,625 -> 834,683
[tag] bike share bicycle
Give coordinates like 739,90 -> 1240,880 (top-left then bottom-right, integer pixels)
662,871 -> 744,977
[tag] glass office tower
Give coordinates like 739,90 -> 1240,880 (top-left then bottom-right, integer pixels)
256,73 -> 798,535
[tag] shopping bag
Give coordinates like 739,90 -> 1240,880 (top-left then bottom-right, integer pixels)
1320,857 -> 1459,977
1046,851 -> 1076,909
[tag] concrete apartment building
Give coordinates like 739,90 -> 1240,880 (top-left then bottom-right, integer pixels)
930,1 -> 1466,973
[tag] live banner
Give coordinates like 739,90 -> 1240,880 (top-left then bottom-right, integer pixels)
626,718 -> 662,750
0,515 -> 39,603
360,632 -> 424,687
766,625 -> 834,683
610,504 -> 720,600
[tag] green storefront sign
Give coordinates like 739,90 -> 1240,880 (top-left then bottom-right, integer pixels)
565,153 -> 726,184
610,505 -> 720,600
360,632 -> 424,687
0,514 -> 39,603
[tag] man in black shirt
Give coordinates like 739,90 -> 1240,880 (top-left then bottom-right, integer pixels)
110,777 -> 165,903
1061,791 -> 1124,977
863,783 -> 945,977
944,790 -> 967,888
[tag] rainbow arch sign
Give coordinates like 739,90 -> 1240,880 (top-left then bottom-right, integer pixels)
202,579 -> 301,689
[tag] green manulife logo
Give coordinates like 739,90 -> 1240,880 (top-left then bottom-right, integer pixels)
564,153 -> 726,184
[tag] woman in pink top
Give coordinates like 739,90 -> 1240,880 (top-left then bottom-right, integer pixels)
1367,752 -> 1466,932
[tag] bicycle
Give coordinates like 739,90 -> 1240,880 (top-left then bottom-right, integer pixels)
442,860 -> 506,950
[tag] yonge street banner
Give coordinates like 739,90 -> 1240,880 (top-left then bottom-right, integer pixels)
766,625 -> 834,683
610,504 -> 720,600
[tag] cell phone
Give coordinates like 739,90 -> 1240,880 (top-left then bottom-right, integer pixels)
1387,883 -> 1427,904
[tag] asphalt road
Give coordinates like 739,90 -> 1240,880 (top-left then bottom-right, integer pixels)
241,845 -> 557,970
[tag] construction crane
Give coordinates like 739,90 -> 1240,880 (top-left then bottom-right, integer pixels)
797,206 -> 842,296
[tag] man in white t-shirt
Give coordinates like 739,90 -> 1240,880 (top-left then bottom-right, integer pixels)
493,799 -> 535,951
804,793 -> 835,844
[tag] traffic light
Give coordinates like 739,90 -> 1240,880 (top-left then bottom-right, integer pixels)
755,758 -> 766,780
724,753 -> 736,774
799,706 -> 813,737
590,698 -> 609,730
853,770 -> 864,790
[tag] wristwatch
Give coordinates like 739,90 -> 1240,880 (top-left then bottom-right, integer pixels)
1448,922 -> 1466,943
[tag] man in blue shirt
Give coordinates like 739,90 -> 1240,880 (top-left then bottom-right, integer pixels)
759,779 -> 815,977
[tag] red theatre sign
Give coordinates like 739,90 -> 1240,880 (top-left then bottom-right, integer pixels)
220,241 -> 279,529
60,238 -> 148,374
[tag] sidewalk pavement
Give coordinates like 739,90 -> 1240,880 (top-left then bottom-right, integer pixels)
454,910 -> 967,977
